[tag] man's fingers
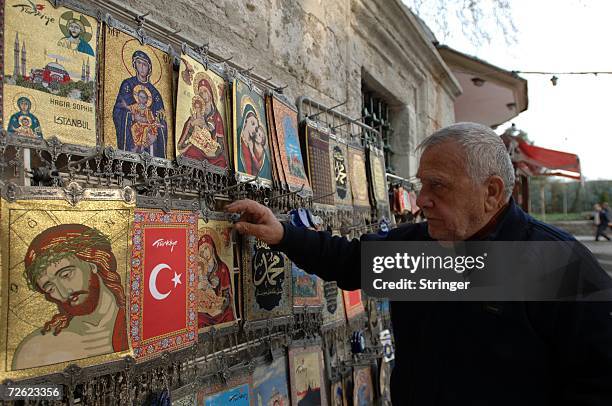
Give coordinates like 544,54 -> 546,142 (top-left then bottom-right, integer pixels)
226,199 -> 266,216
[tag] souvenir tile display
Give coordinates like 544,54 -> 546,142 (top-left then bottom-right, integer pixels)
242,236 -> 292,321
175,53 -> 229,169
368,147 -> 390,212
232,78 -> 272,183
288,345 -> 328,406
322,281 -> 346,327
270,95 -> 312,193
343,289 -> 365,321
330,379 -> 348,406
252,355 -> 291,406
3,1 -> 99,145
130,209 -> 198,360
330,136 -> 353,208
0,190 -> 133,380
304,123 -> 334,206
197,375 -> 252,405
102,26 -> 175,159
348,145 -> 371,209
353,366 -> 374,406
292,262 -> 323,307
196,218 -> 237,333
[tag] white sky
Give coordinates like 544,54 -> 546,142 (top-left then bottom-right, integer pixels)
407,0 -> 612,180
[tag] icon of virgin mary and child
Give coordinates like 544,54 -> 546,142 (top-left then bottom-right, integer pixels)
197,234 -> 235,328
237,100 -> 271,179
177,75 -> 228,167
112,51 -> 168,158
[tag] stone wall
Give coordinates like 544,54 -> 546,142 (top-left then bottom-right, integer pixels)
111,0 -> 460,178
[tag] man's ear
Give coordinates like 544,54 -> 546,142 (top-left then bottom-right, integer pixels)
484,175 -> 506,212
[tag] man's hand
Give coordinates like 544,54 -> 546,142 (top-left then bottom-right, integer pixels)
225,199 -> 284,245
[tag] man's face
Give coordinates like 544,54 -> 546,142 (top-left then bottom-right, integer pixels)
416,141 -> 488,240
68,22 -> 82,38
135,59 -> 150,79
19,100 -> 28,113
37,255 -> 92,305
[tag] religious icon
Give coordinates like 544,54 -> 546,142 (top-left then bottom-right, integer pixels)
242,236 -> 292,321
3,1 -> 98,146
233,79 -> 272,183
270,96 -> 311,192
343,289 -> 365,321
197,375 -> 252,405
288,345 -> 328,406
304,123 -> 334,206
379,360 -> 393,406
7,96 -> 42,138
253,356 -> 291,406
353,366 -> 374,406
292,263 -> 323,307
130,210 -> 197,360
197,219 -> 237,333
103,26 -> 174,159
348,146 -> 371,208
176,54 -> 229,169
330,380 -> 348,406
0,190 -> 133,380
57,11 -> 95,56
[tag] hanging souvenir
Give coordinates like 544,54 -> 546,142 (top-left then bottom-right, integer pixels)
175,50 -> 229,171
353,366 -> 374,406
330,379 -> 349,406
102,23 -> 175,159
171,392 -> 196,406
367,146 -> 390,214
197,375 -> 252,405
266,94 -> 288,190
196,217 -> 238,333
242,236 -> 292,321
288,344 -> 328,405
347,144 -> 370,209
270,94 -> 312,193
252,355 -> 291,406
379,359 -> 393,406
232,78 -> 272,184
130,209 -> 198,360
304,122 -> 334,206
292,262 -> 323,307
343,289 -> 365,321
0,185 -> 134,380
330,135 -> 353,209
322,281 -> 346,327
3,1 -> 100,146
409,190 -> 420,214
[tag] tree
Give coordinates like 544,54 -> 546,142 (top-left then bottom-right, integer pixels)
404,0 -> 517,47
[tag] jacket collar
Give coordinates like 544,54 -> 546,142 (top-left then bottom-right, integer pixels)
481,198 -> 529,241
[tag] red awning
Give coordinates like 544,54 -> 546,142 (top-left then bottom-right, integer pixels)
503,135 -> 581,180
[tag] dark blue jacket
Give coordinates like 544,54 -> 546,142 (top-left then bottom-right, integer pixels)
275,199 -> 612,405
600,209 -> 610,225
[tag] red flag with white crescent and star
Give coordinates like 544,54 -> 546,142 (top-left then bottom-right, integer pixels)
143,226 -> 187,340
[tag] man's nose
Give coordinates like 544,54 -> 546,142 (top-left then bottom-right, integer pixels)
55,283 -> 70,300
416,190 -> 433,209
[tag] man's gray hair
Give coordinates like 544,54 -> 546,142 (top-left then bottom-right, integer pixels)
417,122 -> 516,200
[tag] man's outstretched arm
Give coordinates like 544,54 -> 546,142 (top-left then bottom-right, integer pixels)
225,199 -> 362,290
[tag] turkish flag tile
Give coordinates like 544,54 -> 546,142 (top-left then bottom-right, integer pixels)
343,289 -> 365,321
130,209 -> 198,360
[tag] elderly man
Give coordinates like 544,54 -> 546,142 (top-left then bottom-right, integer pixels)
227,122 -> 612,405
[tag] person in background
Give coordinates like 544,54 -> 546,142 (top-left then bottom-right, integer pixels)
597,202 -> 611,241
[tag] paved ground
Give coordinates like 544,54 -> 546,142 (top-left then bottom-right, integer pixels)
576,235 -> 612,277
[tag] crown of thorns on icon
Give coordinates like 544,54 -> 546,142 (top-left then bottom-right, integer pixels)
23,226 -> 111,291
